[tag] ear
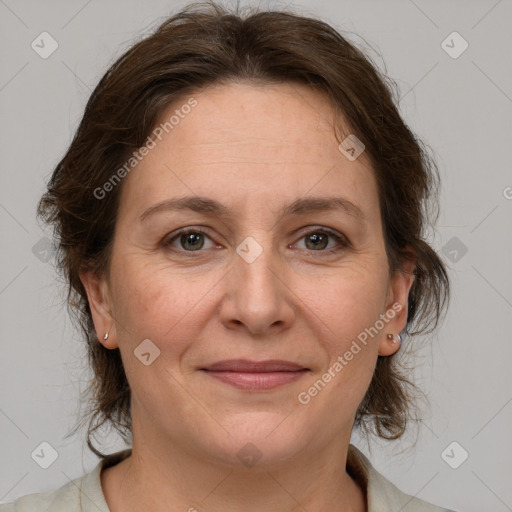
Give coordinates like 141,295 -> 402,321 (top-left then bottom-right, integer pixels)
378,249 -> 416,356
80,269 -> 118,349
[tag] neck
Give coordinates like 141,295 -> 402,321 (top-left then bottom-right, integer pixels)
101,424 -> 367,512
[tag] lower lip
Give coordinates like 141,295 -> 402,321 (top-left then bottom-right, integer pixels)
202,370 -> 308,390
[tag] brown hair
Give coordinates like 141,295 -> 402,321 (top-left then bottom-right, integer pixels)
38,1 -> 449,457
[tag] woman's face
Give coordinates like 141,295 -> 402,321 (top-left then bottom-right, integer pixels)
83,81 -> 413,467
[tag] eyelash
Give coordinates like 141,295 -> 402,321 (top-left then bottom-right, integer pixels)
162,226 -> 350,256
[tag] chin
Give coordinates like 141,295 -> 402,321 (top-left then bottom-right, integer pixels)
199,411 -> 311,469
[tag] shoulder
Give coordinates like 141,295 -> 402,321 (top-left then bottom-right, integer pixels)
0,449 -> 131,512
0,475 -> 84,512
347,444 -> 459,512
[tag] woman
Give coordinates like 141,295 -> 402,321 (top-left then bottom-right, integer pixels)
0,1 -> 454,511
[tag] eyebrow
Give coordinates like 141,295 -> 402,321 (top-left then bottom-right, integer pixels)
139,195 -> 366,223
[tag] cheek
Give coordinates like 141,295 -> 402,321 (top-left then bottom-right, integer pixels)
108,264 -> 203,404
304,261 -> 389,342
298,276 -> 382,418
109,255 -> 219,353
297,260 -> 388,399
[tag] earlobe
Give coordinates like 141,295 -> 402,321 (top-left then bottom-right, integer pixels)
79,269 -> 118,349
378,332 -> 402,356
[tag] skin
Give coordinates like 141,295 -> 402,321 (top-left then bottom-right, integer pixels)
81,81 -> 415,512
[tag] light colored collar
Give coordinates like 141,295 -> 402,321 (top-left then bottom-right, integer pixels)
347,444 -> 454,512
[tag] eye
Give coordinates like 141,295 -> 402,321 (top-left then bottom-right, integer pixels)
293,228 -> 349,253
162,227 -> 348,255
164,228 -> 217,252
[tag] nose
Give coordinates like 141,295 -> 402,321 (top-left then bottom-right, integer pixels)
219,241 -> 295,336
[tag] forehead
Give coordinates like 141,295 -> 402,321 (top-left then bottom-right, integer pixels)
118,81 -> 379,223
162,81 -> 347,158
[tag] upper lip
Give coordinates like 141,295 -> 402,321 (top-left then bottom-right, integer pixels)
202,359 -> 307,372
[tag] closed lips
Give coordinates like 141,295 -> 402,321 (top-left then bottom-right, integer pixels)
200,360 -> 309,391
201,359 -> 308,372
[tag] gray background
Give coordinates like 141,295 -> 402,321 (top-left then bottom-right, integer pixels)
1,0 -> 511,510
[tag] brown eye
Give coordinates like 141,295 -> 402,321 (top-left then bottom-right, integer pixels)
294,228 -> 349,253
304,232 -> 329,250
164,229 -> 216,252
179,232 -> 205,251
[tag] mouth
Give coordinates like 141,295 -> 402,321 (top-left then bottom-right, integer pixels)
200,359 -> 309,391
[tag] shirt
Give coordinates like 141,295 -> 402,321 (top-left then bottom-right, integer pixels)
0,444 -> 457,511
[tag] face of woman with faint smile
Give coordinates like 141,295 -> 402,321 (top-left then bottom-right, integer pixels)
83,81 -> 413,468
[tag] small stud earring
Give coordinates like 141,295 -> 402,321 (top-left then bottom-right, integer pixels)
103,331 -> 109,341
387,333 -> 401,344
